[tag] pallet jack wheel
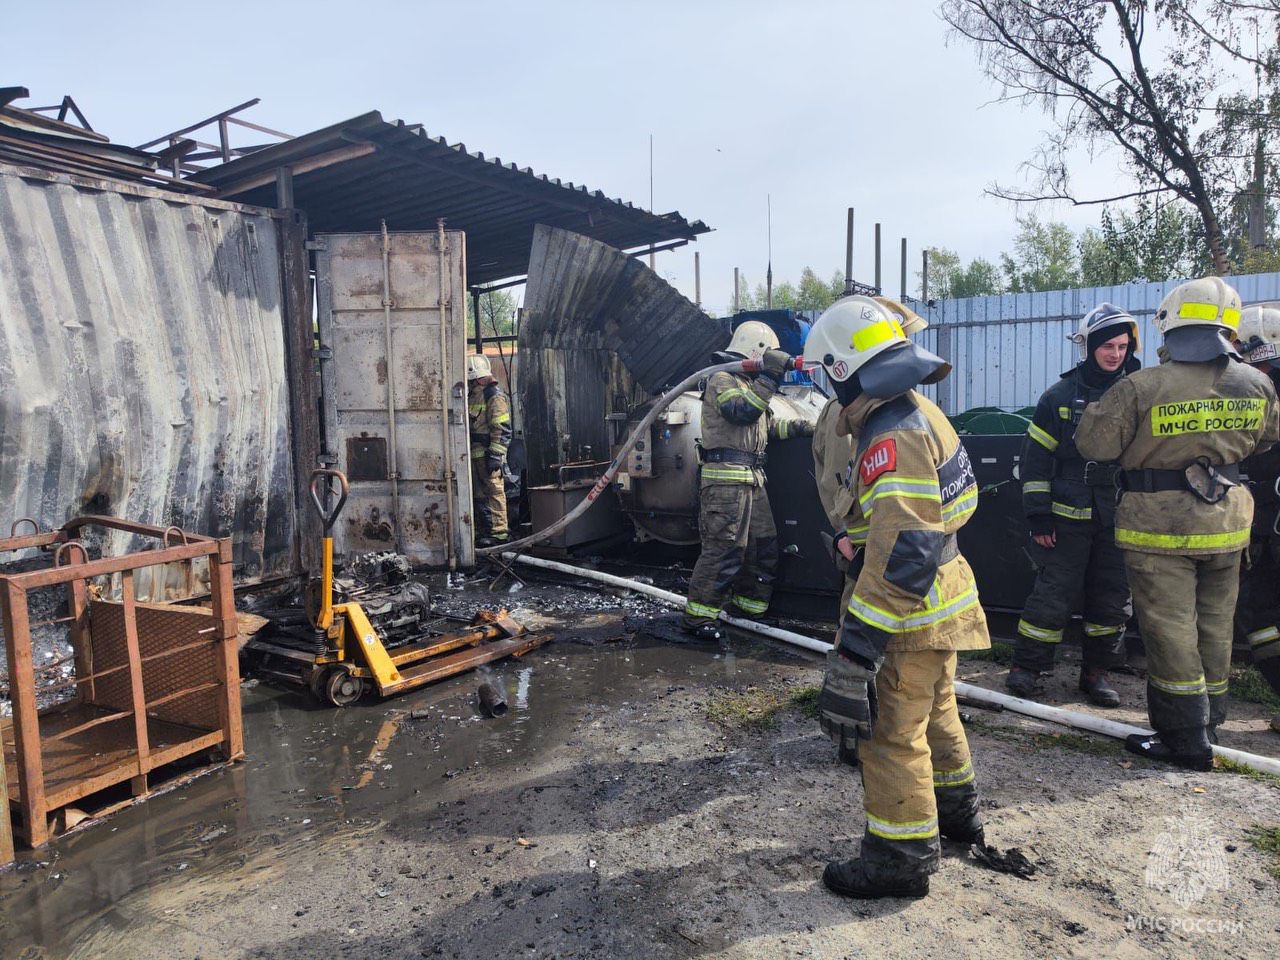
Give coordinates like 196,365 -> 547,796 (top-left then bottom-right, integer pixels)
323,668 -> 365,707
307,666 -> 328,703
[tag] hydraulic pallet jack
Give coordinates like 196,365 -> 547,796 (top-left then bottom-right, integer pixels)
247,469 -> 550,707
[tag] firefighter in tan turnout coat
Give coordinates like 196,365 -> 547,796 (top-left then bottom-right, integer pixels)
808,296 -> 990,900
467,355 -> 512,547
1077,277 -> 1279,770
681,321 -> 813,639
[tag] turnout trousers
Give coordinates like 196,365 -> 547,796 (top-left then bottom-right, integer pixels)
682,484 -> 778,625
1125,550 -> 1240,743
1013,519 -> 1131,673
470,457 -> 508,541
858,650 -> 980,880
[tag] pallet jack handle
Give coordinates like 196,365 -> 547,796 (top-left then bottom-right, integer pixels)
309,469 -> 349,631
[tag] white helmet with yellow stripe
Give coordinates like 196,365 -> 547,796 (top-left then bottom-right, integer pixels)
466,354 -> 493,380
807,295 -> 950,398
1155,276 -> 1242,337
725,319 -> 780,359
1237,301 -> 1280,367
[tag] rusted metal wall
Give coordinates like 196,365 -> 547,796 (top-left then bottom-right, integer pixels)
520,225 -> 729,485
314,230 -> 474,566
0,164 -> 298,583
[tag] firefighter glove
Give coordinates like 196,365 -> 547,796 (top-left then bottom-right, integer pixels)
761,349 -> 793,381
788,420 -> 815,438
819,649 -> 876,744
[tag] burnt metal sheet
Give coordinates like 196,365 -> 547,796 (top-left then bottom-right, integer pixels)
0,164 -> 298,583
192,112 -> 710,286
520,226 -> 728,485
314,230 -> 474,566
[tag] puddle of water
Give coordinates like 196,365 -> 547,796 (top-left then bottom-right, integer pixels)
0,576 -> 810,957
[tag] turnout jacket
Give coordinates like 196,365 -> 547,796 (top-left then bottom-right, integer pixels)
698,369 -> 802,487
832,389 -> 990,665
1021,364 -> 1125,528
468,381 -> 512,461
1076,357 -> 1279,555
814,398 -> 855,532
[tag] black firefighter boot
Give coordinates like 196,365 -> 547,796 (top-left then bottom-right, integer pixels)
1078,667 -> 1120,708
1005,666 -> 1040,699
1127,686 -> 1214,771
823,832 -> 934,900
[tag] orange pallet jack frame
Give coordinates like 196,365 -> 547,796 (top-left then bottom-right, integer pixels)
0,517 -> 243,849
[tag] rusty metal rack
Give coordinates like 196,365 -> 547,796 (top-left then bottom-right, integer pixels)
0,517 -> 243,848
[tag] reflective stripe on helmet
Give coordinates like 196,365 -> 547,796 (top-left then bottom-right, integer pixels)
1180,301 -> 1241,329
851,317 -> 906,352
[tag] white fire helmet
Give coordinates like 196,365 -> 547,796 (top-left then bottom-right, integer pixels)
1236,301 -> 1280,367
805,295 -> 910,383
1069,302 -> 1140,358
465,354 -> 492,381
725,320 -> 780,360
1155,276 -> 1242,337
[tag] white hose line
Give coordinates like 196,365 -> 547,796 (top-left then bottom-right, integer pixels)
506,552 -> 1280,777
479,357 -> 787,557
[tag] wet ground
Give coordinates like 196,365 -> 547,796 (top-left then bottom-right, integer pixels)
2,569 -> 1280,959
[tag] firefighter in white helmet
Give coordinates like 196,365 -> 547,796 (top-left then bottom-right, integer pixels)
1007,303 -> 1140,707
808,295 -> 989,900
813,300 -> 928,646
466,354 -> 512,547
681,320 -> 812,638
1077,277 -> 1279,769
1232,303 -> 1280,731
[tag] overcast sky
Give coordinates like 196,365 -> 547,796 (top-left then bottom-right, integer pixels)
6,0 -> 1130,314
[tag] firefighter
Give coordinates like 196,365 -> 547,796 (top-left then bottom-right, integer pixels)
815,297 -> 930,616
466,355 -> 512,547
809,296 -> 990,899
1077,277 -> 1280,770
681,321 -> 813,640
1006,304 -> 1140,707
1233,303 -> 1280,732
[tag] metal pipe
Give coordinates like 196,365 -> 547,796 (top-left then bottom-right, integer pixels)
874,223 -> 882,293
844,207 -> 854,295
922,248 -> 929,301
900,237 -> 907,301
694,251 -> 701,307
439,218 -> 457,571
477,681 -> 508,717
379,221 -> 403,552
733,266 -> 740,313
502,556 -> 1280,778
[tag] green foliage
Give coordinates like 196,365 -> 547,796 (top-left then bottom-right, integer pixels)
744,267 -> 843,313
466,288 -> 517,338
1230,666 -> 1280,710
952,257 -> 1003,298
959,640 -> 1015,664
1078,200 -> 1205,285
1245,826 -> 1280,877
1218,757 -> 1280,787
704,684 -> 821,728
1001,214 -> 1081,293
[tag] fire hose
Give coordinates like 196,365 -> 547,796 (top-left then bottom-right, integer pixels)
500,553 -> 1280,778
475,356 -> 804,556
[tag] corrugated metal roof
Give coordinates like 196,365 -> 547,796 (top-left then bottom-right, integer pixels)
191,112 -> 710,286
0,163 -> 298,584
519,225 -> 728,483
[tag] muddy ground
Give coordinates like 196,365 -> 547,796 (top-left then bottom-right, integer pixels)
2,569 -> 1280,960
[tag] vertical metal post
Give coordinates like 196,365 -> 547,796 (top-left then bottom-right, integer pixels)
874,223 -> 882,293
437,218 -> 457,572
922,249 -> 929,302
694,252 -> 701,307
900,238 -> 908,301
209,537 -> 244,760
274,166 -> 294,209
766,194 -> 773,309
845,207 -> 854,295
218,117 -> 231,163
380,221 -> 403,552
472,290 -> 483,354
649,134 -> 656,271
120,571 -> 152,795
2,580 -> 46,846
733,267 -> 740,314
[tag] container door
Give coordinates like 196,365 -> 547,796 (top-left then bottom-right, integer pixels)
314,229 -> 473,567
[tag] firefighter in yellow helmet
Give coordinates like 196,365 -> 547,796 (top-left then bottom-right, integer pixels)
466,355 -> 512,547
809,295 -> 989,899
1232,303 -> 1280,732
1077,277 -> 1279,770
681,320 -> 813,639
